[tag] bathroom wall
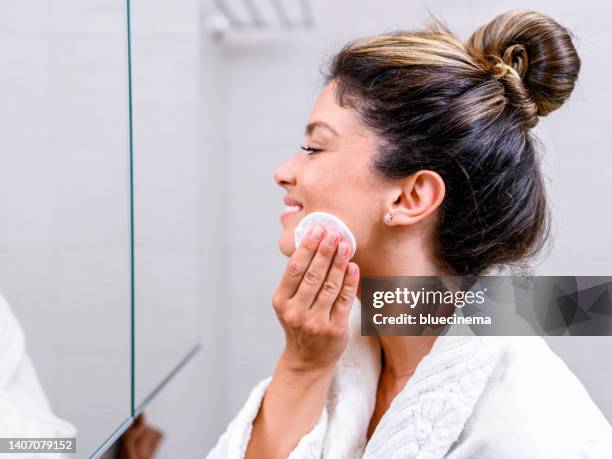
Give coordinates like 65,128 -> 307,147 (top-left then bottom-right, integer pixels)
141,0 -> 229,457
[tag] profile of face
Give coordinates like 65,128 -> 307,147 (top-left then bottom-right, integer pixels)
274,80 -> 381,262
273,80 -> 446,273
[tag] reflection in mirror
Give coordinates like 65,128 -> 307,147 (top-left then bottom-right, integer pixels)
130,0 -> 201,411
0,1 -> 131,456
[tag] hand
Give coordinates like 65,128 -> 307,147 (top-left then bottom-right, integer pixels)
118,413 -> 163,459
272,226 -> 360,372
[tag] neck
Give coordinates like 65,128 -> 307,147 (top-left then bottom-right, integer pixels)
377,335 -> 438,378
354,233 -> 440,379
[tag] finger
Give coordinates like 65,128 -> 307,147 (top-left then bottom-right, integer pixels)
275,225 -> 327,303
121,435 -> 138,459
291,230 -> 340,308
140,428 -> 163,458
127,416 -> 146,438
118,438 -> 130,459
149,429 -> 163,455
330,262 -> 359,326
309,240 -> 351,317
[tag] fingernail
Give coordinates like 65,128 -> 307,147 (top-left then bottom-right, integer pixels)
338,241 -> 349,258
348,264 -> 357,276
324,230 -> 338,245
308,225 -> 324,240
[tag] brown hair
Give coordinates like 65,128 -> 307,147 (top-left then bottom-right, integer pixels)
323,9 -> 581,275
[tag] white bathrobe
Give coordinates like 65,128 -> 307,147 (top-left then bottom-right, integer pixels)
208,296 -> 612,458
0,292 -> 77,452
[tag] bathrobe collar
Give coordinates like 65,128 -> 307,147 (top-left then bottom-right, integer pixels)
0,294 -> 25,389
323,296 -> 507,458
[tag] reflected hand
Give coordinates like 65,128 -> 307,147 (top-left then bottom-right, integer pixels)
119,413 -> 163,459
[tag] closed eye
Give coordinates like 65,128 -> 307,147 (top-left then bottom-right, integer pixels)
300,145 -> 323,155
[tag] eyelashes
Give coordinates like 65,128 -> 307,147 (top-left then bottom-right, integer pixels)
300,145 -> 323,155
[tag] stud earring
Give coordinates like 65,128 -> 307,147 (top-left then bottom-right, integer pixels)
384,213 -> 393,224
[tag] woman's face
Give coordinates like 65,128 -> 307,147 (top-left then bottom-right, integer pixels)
274,80 -> 389,260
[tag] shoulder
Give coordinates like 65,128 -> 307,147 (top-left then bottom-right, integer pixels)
449,336 -> 612,458
493,336 -> 607,420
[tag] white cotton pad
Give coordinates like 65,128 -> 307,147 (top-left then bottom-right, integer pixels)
294,211 -> 357,258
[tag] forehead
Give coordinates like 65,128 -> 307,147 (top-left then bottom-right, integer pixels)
307,81 -> 371,140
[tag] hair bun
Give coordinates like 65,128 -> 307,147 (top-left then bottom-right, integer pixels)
466,9 -> 581,128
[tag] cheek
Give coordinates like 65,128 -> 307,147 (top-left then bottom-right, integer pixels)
335,172 -> 384,248
316,173 -> 375,229
298,155 -> 382,246
301,162 -> 352,208
302,172 -> 332,204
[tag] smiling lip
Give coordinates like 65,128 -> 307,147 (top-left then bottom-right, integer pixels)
281,196 -> 303,222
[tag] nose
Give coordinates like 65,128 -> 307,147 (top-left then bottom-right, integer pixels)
273,153 -> 299,188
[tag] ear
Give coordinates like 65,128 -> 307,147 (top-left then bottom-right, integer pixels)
386,170 -> 445,226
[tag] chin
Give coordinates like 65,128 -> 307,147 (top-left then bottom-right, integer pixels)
278,209 -> 304,256
278,230 -> 295,257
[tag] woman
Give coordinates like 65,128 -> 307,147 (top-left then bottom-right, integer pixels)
208,9 -> 612,459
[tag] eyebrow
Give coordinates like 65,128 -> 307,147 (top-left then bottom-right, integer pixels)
304,121 -> 340,138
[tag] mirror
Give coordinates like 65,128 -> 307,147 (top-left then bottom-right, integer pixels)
0,1 -> 131,456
